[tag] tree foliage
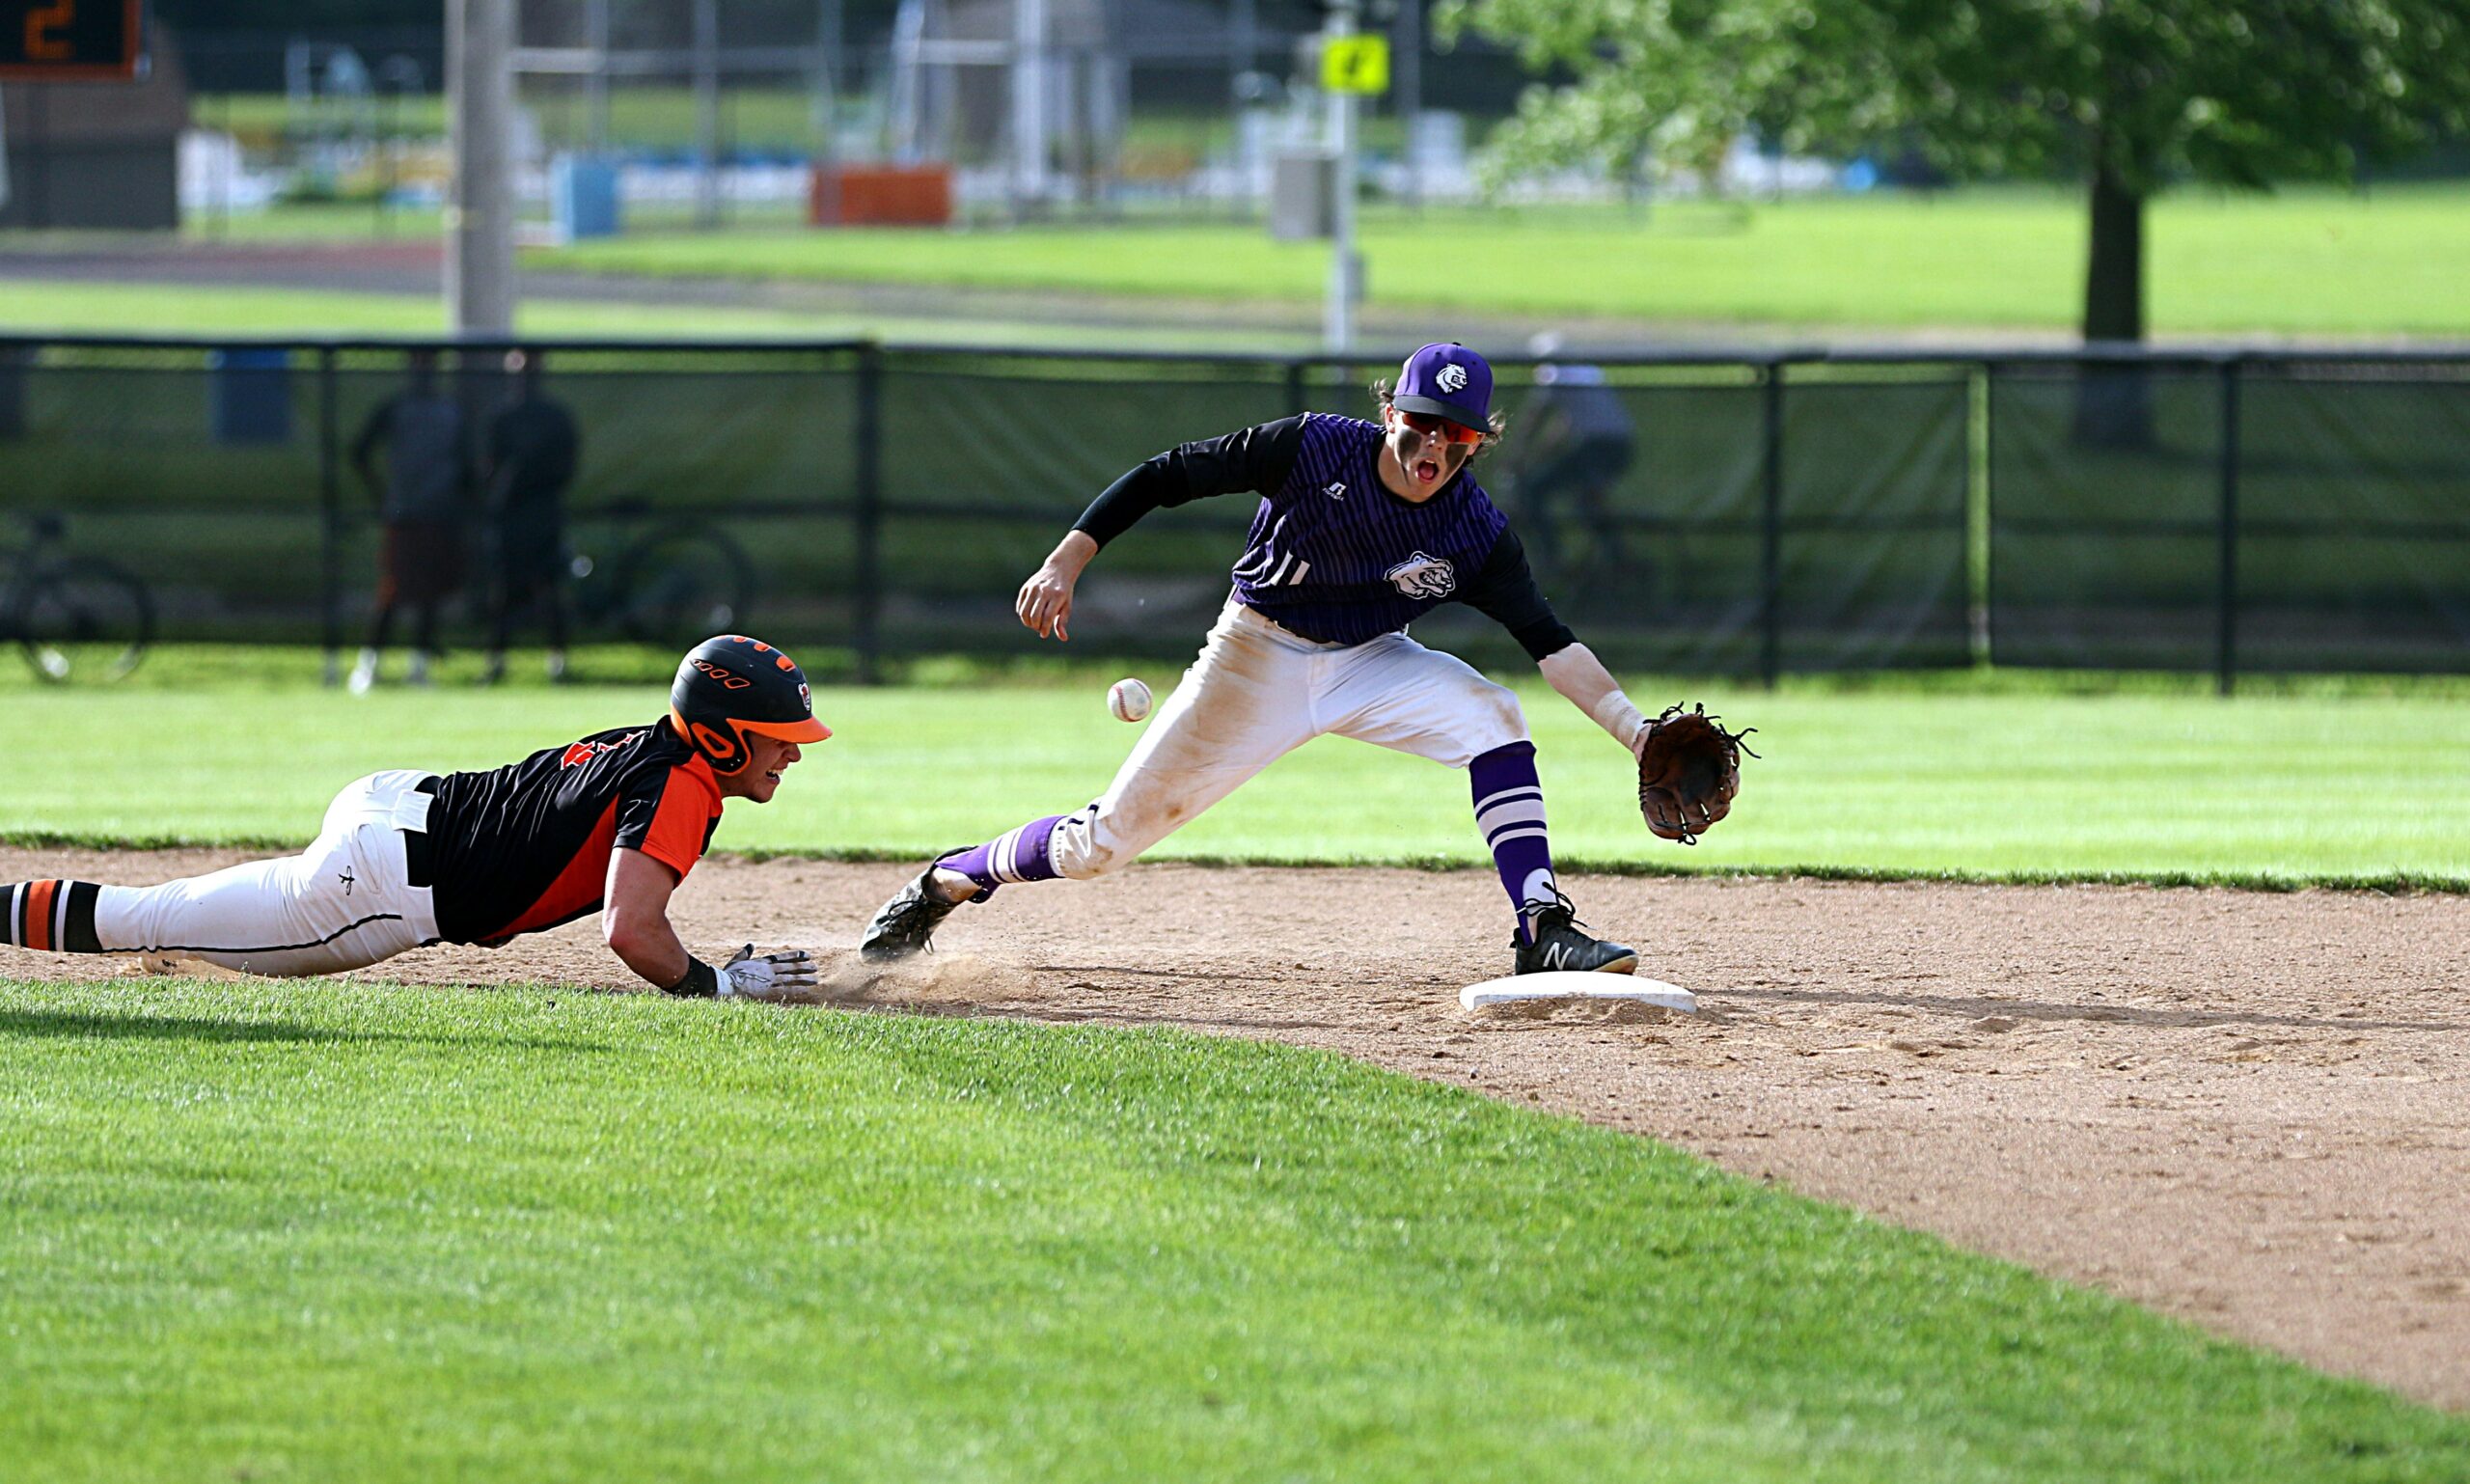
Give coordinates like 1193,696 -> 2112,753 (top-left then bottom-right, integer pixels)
1442,0 -> 2470,194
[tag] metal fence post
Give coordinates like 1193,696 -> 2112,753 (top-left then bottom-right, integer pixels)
1970,361 -> 1995,667
1759,360 -> 1785,688
1285,358 -> 1309,416
2215,356 -> 2241,697
318,346 -> 343,686
853,342 -> 885,685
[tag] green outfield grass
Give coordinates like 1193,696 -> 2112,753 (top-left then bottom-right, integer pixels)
6,976 -> 2465,1483
4,662 -> 2463,888
10,185 -> 2460,341
0,279 -> 1299,349
531,184 -> 2470,339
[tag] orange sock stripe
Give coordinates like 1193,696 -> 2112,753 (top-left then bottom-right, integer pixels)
22,879 -> 58,951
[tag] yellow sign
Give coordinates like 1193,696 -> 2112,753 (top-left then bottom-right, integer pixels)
1321,36 -> 1390,96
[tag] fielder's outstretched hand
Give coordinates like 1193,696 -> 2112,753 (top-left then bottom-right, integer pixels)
1017,531 -> 1099,642
1017,568 -> 1075,641
718,944 -> 821,1001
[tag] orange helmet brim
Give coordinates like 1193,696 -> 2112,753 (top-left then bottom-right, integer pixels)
741,715 -> 832,743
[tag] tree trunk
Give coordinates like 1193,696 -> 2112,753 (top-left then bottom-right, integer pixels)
2081,157 -> 2145,344
2073,151 -> 2154,447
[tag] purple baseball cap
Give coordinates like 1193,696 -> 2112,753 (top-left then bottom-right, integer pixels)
1390,342 -> 1493,431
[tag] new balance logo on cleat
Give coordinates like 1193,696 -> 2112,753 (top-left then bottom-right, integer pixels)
1513,893 -> 1639,976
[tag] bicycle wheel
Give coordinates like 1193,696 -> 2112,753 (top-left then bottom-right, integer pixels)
607,526 -> 755,648
17,557 -> 153,683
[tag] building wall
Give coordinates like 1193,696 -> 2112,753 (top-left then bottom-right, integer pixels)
0,21 -> 190,231
0,138 -> 180,230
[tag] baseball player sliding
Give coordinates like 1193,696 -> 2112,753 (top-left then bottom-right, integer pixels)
1,636 -> 829,1001
864,342 -> 1700,976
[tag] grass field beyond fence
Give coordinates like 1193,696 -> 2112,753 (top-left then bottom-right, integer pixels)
9,185 -> 2467,343
6,978 -> 2467,1483
531,186 -> 2470,339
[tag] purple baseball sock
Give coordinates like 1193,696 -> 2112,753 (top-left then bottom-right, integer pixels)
936,813 -> 1069,899
1469,742 -> 1558,945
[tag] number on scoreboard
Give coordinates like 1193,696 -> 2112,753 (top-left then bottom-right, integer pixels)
0,0 -> 143,82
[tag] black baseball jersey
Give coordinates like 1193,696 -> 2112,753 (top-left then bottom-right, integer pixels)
422,720 -> 725,946
1074,413 -> 1578,659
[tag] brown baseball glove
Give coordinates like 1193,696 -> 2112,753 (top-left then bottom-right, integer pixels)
1634,703 -> 1755,844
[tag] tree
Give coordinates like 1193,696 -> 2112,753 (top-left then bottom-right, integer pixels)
1445,0 -> 2470,353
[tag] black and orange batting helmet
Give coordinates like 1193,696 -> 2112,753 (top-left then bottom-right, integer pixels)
669,634 -> 831,775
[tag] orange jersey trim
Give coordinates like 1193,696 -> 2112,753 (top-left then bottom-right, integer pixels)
488,801 -> 622,942
636,757 -> 725,881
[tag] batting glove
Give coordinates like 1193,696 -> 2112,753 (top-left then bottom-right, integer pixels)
718,944 -> 821,1001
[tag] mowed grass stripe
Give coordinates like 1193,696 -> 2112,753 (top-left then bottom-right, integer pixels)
5,680 -> 2465,887
4,979 -> 2464,1482
531,186 -> 2470,338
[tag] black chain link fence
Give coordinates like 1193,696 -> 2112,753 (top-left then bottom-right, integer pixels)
0,336 -> 2462,686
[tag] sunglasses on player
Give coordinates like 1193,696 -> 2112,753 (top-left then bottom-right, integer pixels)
1392,408 -> 1487,446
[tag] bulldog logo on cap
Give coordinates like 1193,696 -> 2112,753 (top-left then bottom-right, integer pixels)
1393,342 -> 1495,430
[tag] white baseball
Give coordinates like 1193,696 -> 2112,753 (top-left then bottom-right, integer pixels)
1108,677 -> 1152,723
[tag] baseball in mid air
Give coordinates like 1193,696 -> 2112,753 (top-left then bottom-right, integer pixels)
1108,677 -> 1152,723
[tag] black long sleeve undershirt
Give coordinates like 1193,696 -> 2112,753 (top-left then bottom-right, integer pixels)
1072,416 -> 1308,547
1458,528 -> 1578,662
1071,414 -> 1577,663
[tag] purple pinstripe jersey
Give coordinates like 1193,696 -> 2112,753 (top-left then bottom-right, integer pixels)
1231,414 -> 1509,646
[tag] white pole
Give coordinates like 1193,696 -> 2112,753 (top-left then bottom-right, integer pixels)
1011,0 -> 1050,214
1323,2 -> 1359,353
1397,0 -> 1421,211
813,0 -> 842,165
586,0 -> 610,153
447,0 -> 517,335
694,0 -> 721,228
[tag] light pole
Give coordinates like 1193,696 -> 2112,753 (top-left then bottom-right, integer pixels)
447,0 -> 516,335
1322,0 -> 1362,354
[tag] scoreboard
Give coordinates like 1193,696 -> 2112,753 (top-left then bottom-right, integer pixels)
0,0 -> 143,82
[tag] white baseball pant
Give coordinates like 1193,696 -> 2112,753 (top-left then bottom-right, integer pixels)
1046,601 -> 1528,878
96,770 -> 444,976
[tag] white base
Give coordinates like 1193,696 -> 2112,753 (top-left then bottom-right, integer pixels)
1459,970 -> 1697,1013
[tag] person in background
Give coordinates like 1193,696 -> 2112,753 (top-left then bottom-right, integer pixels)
1506,332 -> 1637,589
348,348 -> 471,692
482,348 -> 583,685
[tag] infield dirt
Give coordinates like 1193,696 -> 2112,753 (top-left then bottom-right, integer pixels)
7,847 -> 2465,1410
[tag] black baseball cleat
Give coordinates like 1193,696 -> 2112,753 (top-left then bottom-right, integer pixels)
859,857 -> 975,962
1513,894 -> 1639,976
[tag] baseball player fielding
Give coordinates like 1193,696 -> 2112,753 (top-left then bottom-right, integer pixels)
863,341 -> 1729,981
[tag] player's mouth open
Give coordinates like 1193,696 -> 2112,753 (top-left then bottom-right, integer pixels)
1413,456 -> 1441,484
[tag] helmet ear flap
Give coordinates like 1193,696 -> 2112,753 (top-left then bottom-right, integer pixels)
672,708 -> 750,774
693,720 -> 749,775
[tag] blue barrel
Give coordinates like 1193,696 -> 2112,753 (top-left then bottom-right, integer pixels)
554,154 -> 623,240
208,347 -> 291,445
